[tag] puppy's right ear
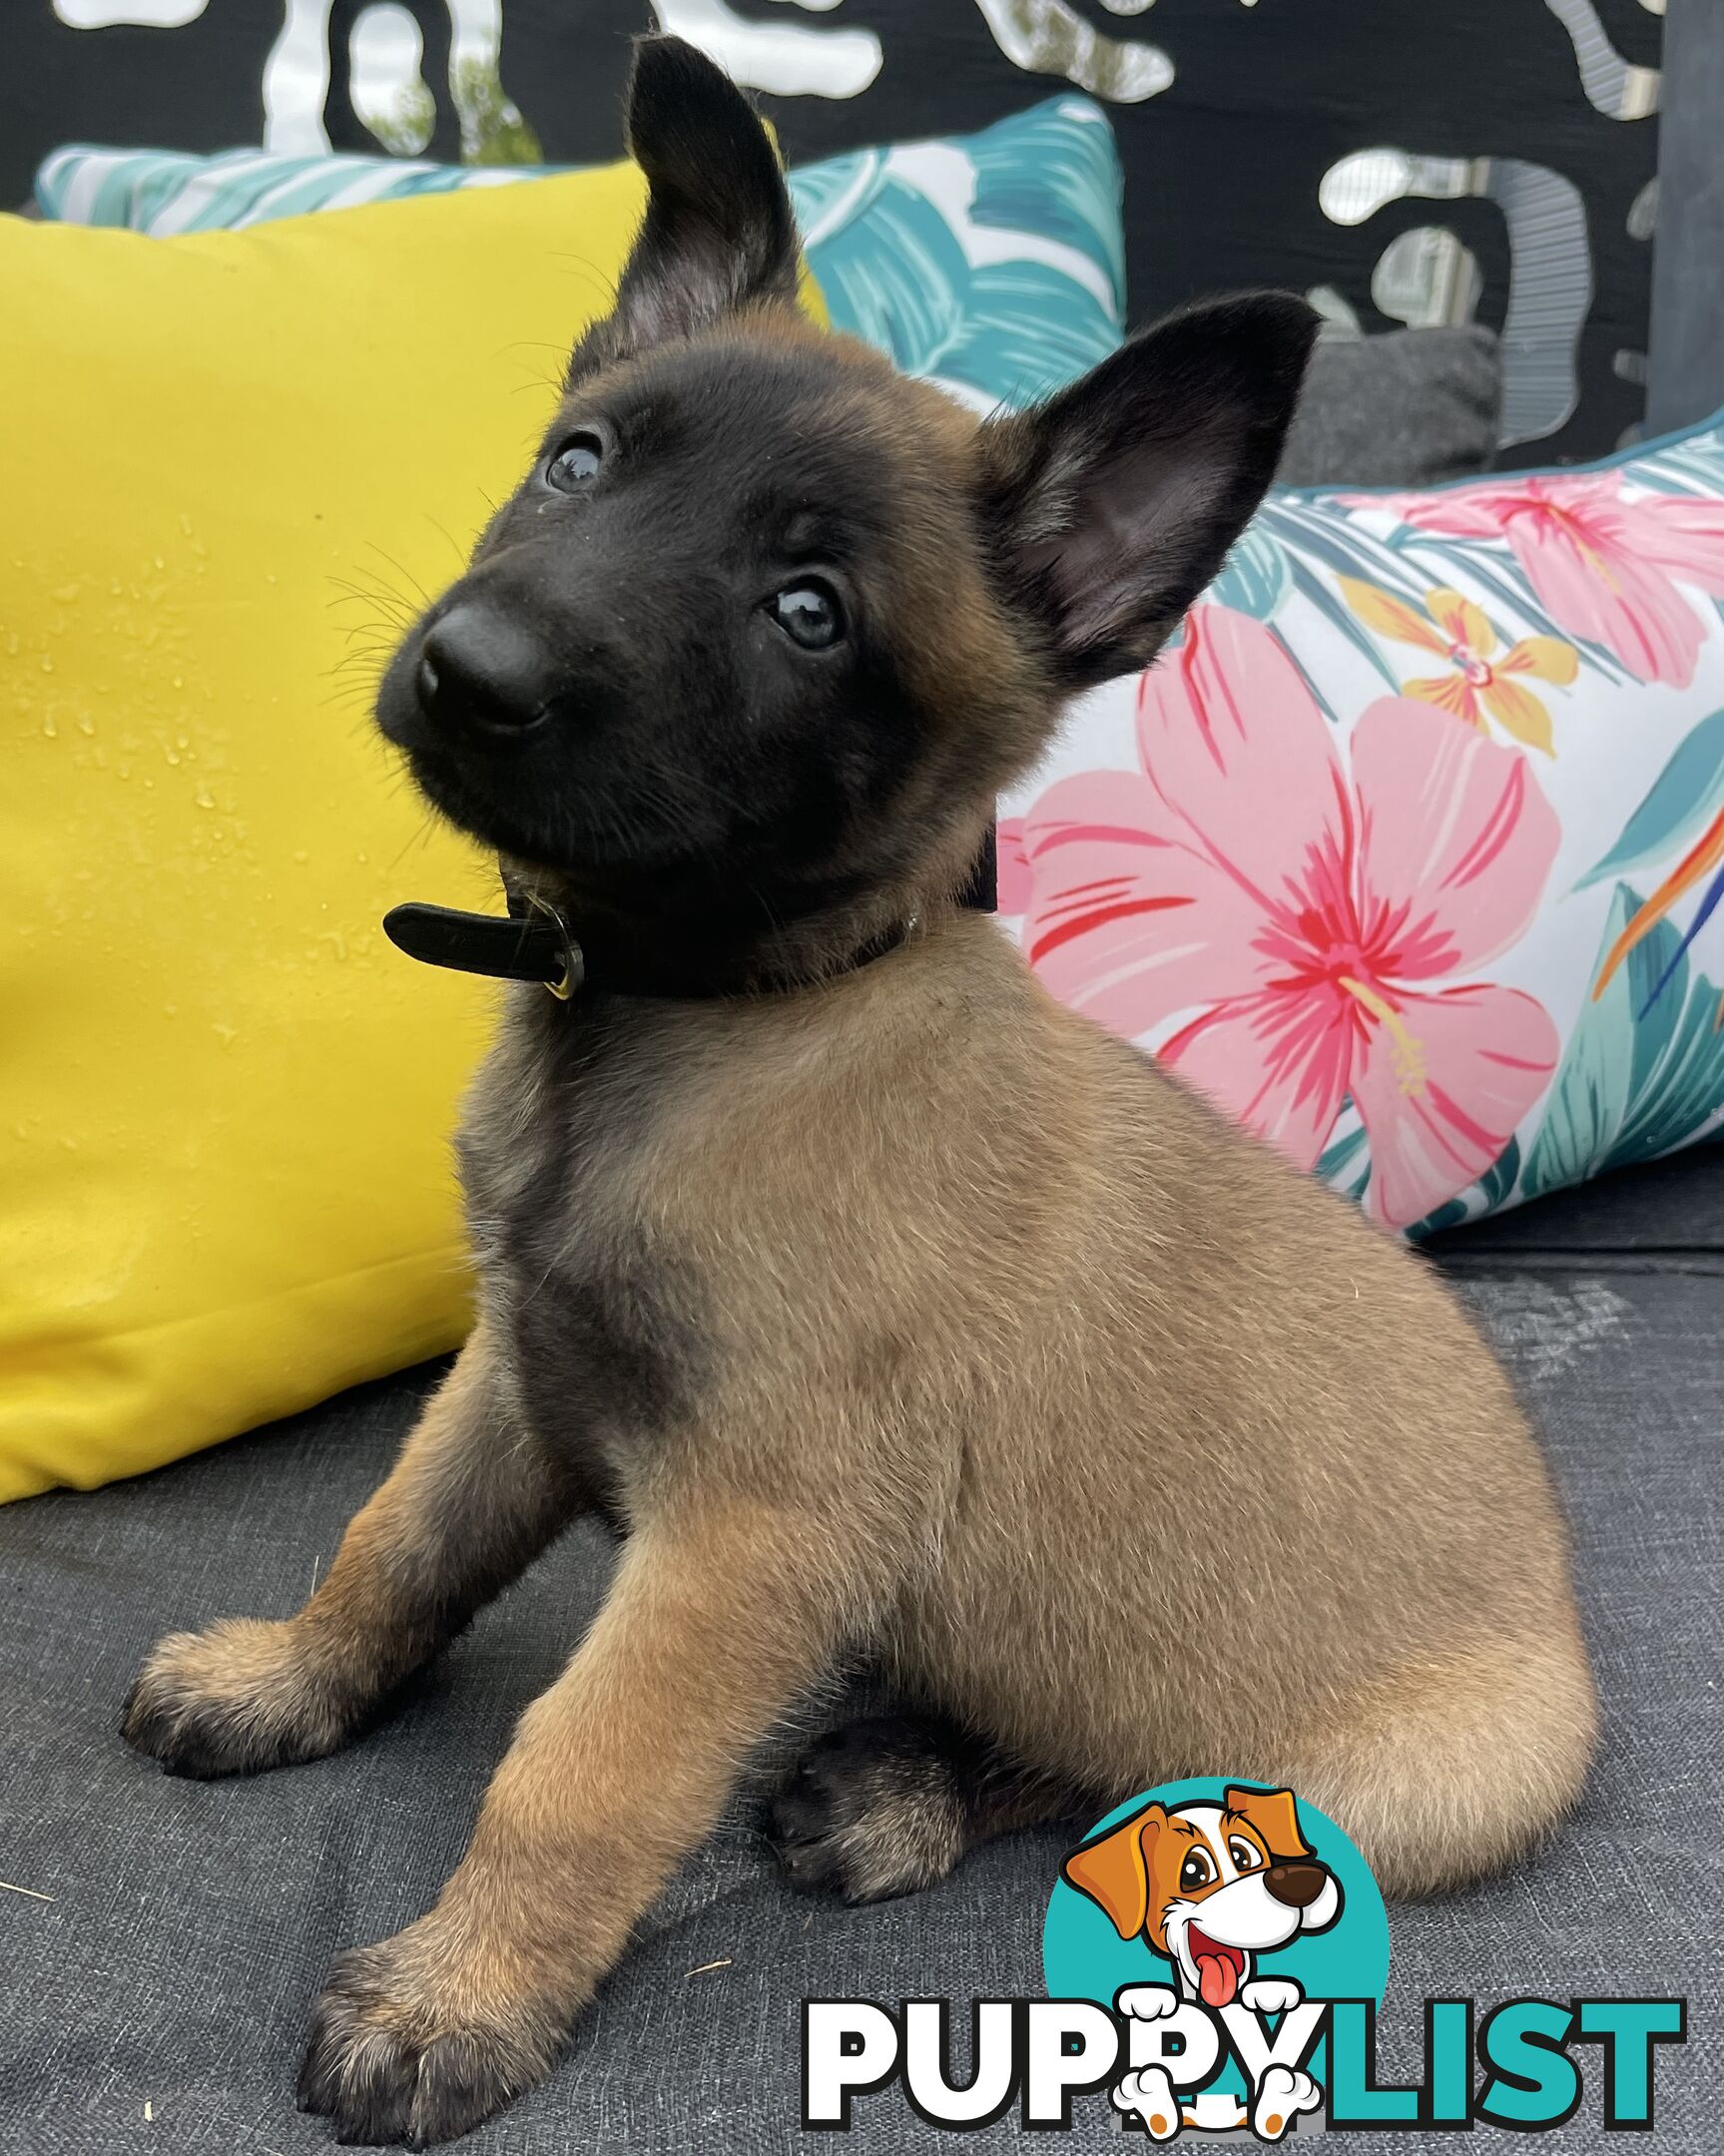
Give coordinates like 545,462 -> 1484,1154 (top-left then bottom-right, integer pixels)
571,35 -> 799,378
1061,1802 -> 1168,1940
1222,1784 -> 1313,1863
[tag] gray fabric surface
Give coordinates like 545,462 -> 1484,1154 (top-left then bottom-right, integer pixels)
1277,326 -> 1503,488
1,1164 -> 1718,2153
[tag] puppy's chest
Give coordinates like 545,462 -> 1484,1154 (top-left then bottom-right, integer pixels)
457,1002 -> 711,1470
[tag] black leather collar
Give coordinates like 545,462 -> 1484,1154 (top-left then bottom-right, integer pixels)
383,825 -> 997,1002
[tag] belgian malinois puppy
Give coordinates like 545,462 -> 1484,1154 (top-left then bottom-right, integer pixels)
123,36 -> 1595,2147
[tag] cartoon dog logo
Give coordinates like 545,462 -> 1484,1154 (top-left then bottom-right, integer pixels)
1061,1785 -> 1342,2140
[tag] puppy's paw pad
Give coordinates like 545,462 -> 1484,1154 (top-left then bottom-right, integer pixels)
122,1618 -> 349,1779
298,1939 -> 562,2148
770,1718 -> 967,1905
1112,2066 -> 1181,2141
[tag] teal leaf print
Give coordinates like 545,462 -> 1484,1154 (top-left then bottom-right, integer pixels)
1522,882 -> 1724,1202
785,147 -> 882,242
940,263 -> 1121,409
1629,433 -> 1724,498
1269,498 -> 1431,604
1577,709 -> 1724,888
1407,1139 -> 1521,1240
1316,1119 -> 1368,1185
1282,555 -> 1403,700
1210,527 -> 1292,621
964,97 -> 1126,320
787,100 -> 1126,409
1252,500 -> 1429,694
798,172 -> 968,379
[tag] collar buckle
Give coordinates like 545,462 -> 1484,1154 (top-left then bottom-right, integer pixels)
528,894 -> 585,1001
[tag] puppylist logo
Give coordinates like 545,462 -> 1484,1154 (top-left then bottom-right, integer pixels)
803,1779 -> 1685,2138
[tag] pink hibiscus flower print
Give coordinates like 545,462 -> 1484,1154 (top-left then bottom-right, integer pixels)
995,816 -> 1034,915
1366,471 -> 1724,690
1020,607 -> 1561,1229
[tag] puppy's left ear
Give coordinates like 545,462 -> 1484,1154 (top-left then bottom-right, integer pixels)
572,35 -> 800,375
1060,1801 -> 1168,1940
979,294 -> 1318,691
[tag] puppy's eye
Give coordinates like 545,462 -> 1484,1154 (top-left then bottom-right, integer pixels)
1178,1851 -> 1215,1893
1227,1838 -> 1262,1873
545,431 -> 604,490
770,580 -> 845,651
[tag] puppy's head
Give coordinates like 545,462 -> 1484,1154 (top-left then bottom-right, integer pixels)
378,36 -> 1316,964
1062,1786 -> 1342,2007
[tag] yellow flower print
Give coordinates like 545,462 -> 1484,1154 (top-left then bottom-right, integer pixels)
1338,578 -> 1578,756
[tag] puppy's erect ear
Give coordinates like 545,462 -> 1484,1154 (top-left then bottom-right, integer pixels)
572,36 -> 799,376
978,294 -> 1318,691
1223,1784 -> 1312,1864
1061,1802 -> 1168,1940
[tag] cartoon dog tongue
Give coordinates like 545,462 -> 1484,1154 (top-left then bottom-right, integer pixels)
1196,1950 -> 1239,2008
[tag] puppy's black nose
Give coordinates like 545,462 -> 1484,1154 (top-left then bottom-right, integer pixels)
416,603 -> 551,737
1263,1862 -> 1328,1908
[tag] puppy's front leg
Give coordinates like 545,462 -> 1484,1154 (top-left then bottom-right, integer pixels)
124,1320 -> 580,1777
297,1495 -> 862,2148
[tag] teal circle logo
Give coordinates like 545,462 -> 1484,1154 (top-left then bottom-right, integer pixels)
1043,1779 -> 1389,2138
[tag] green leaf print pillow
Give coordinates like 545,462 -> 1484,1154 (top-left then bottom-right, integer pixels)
998,417 -> 1724,1235
35,98 -> 1125,414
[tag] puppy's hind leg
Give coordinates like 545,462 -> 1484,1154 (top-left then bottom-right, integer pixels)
772,1714 -> 1087,1903
123,1320 -> 583,1779
1281,1631 -> 1598,1897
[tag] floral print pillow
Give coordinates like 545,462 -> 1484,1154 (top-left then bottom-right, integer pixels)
998,419 -> 1724,1234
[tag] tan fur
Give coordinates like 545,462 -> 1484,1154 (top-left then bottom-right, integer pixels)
524,907 -> 1592,1908
359,908 -> 1586,1946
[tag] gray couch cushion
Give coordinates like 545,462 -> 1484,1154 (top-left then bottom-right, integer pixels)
1278,326 -> 1503,488
1430,1140 -> 1724,1263
1,1168 -> 1717,2152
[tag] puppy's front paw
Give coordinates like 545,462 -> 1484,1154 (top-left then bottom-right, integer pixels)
297,1923 -> 567,2148
122,1618 -> 358,1779
1116,1983 -> 1180,2021
1253,2063 -> 1322,2141
1241,1976 -> 1303,2016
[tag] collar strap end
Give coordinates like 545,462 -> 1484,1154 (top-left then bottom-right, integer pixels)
382,898 -> 582,994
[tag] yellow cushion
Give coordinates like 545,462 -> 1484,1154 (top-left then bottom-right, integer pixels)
0,171 -> 821,1503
